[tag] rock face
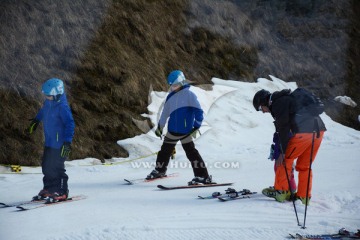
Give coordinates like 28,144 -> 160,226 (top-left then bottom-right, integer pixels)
0,0 -> 358,165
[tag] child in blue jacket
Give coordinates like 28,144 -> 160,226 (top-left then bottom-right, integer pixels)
146,70 -> 213,185
28,78 -> 75,202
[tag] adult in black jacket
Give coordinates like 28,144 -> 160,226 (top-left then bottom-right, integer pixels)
253,89 -> 326,204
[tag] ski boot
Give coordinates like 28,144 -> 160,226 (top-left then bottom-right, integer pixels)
32,189 -> 51,201
297,196 -> 311,205
45,190 -> 69,203
146,169 -> 166,180
274,190 -> 291,203
188,175 -> 215,185
262,186 -> 276,198
262,187 -> 291,202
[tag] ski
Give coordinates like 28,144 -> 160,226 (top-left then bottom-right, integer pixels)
124,172 -> 179,185
157,182 -> 233,190
0,199 -> 45,208
288,228 -> 360,239
198,188 -> 256,200
218,195 -> 251,201
198,191 -> 224,199
217,189 -> 257,201
16,195 -> 86,211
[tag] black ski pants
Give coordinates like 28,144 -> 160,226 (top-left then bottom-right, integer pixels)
155,132 -> 209,178
42,147 -> 68,194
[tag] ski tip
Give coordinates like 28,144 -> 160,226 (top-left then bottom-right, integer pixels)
124,179 -> 134,185
16,206 -> 27,211
288,233 -> 296,239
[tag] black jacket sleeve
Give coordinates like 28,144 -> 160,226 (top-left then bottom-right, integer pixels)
271,95 -> 294,153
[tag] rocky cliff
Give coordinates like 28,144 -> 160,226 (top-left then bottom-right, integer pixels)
0,0 -> 358,165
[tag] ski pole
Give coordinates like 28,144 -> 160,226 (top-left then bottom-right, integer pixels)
277,132 -> 301,226
302,121 -> 317,229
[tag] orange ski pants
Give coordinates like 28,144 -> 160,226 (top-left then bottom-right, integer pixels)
274,131 -> 324,198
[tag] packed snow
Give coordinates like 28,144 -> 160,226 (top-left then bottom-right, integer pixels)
1,76 -> 359,240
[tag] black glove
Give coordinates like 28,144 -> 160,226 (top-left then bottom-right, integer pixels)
28,119 -> 40,134
155,125 -> 163,137
61,142 -> 72,158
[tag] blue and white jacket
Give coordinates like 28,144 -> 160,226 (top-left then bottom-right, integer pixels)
158,85 -> 203,134
35,94 -> 75,149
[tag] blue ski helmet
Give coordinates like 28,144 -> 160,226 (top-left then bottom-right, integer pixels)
167,70 -> 186,85
42,78 -> 64,96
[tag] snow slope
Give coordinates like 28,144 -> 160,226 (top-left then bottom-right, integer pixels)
1,76 -> 359,240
